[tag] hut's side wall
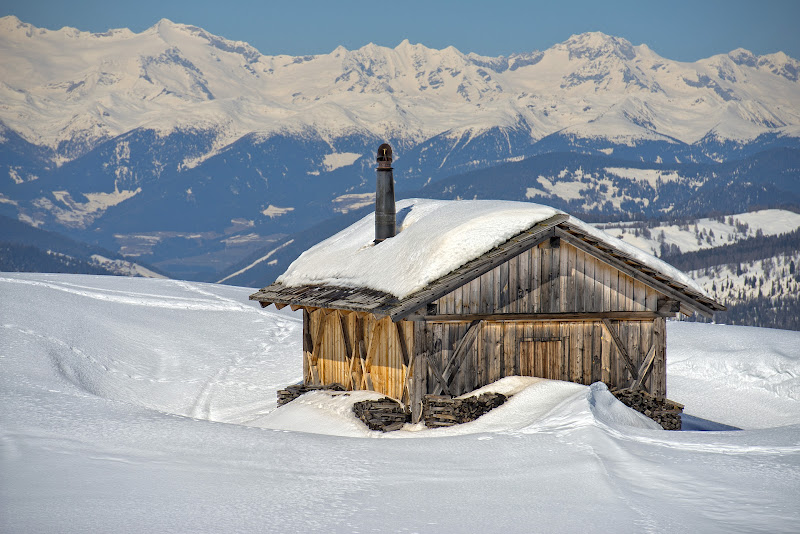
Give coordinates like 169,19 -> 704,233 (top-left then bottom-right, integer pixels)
407,239 -> 669,421
432,241 -> 663,314
412,317 -> 666,412
303,308 -> 413,402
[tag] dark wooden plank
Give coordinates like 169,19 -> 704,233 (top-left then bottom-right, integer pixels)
591,321 -> 602,384
561,242 -> 572,312
583,248 -> 595,313
395,321 -> 410,367
551,241 -> 561,313
519,248 -> 531,313
654,317 -> 666,398
502,261 -> 511,312
541,243 -> 552,313
586,321 -> 595,385
508,253 -> 519,313
481,267 -> 494,314
338,311 -> 353,364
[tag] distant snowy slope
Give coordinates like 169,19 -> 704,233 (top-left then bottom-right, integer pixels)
599,209 -> 800,257
1,274 -> 799,532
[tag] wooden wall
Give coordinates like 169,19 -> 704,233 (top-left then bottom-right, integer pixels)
303,308 -> 413,402
432,240 -> 663,314
411,317 -> 666,412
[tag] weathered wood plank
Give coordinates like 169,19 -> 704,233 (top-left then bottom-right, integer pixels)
554,227 -> 719,318
517,250 -> 533,313
584,248 -> 596,313
531,246 -> 541,312
540,243 -> 552,313
425,350 -> 451,396
630,344 -> 656,390
654,316 -> 666,398
571,322 -> 583,383
627,320 -> 640,384
561,241 -> 572,312
551,241 -> 561,313
395,321 -> 410,367
600,320 -> 611,385
481,267 -> 494,314
503,321 -> 515,378
499,261 -> 509,313
601,318 -> 638,380
437,320 -> 481,394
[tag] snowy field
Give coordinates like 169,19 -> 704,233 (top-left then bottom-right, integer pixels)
2,273 -> 799,533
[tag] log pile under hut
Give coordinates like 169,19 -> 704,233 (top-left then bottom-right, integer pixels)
352,397 -> 409,432
611,387 -> 684,430
421,392 -> 508,428
277,383 -> 346,406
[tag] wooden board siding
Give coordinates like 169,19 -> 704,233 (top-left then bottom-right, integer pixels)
305,309 -> 413,401
432,241 -> 665,316
412,318 -> 666,402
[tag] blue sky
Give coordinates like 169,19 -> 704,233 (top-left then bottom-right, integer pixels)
2,0 -> 799,61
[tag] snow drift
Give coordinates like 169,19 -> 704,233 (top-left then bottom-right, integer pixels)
1,273 -> 799,532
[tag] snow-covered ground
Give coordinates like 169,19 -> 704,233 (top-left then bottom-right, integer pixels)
2,273 -> 799,532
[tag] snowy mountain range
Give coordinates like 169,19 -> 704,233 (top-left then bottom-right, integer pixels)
2,16 -> 800,279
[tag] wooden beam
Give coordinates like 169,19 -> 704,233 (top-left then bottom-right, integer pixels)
338,311 -> 353,363
309,310 -> 328,366
436,320 -> 481,394
554,226 -> 718,318
411,311 -> 669,323
657,298 -> 680,314
601,319 -> 638,381
630,344 -> 656,390
274,303 -> 287,310
425,352 -> 451,396
395,322 -> 410,367
401,352 -> 416,405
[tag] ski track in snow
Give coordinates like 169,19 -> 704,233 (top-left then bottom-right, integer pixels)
1,273 -> 799,533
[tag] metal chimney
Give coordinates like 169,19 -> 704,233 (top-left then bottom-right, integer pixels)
374,143 -> 396,243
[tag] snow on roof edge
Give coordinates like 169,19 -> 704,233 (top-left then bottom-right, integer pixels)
276,198 -> 711,301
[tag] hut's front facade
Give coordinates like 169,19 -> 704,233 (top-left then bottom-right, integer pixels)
251,197 -> 725,423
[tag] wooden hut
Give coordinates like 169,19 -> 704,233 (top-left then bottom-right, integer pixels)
250,197 -> 725,423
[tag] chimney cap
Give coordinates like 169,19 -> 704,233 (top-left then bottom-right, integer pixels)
377,143 -> 392,168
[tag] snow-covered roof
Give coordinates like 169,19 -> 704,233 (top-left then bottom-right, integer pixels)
277,198 -> 708,298
277,199 -> 564,299
252,198 -> 724,319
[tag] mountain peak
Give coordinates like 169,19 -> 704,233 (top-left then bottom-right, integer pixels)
562,32 -> 636,61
